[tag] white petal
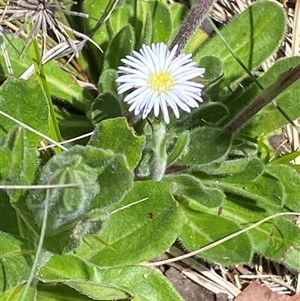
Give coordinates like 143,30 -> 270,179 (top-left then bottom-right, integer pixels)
167,91 -> 192,112
175,70 -> 205,81
116,42 -> 205,124
117,74 -> 148,83
165,94 -> 180,118
117,84 -> 134,94
117,66 -> 147,76
160,94 -> 170,124
142,91 -> 157,119
121,58 -> 149,72
153,96 -> 161,117
124,87 -> 148,103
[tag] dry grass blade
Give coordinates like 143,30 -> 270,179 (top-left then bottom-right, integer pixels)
0,0 -> 101,56
168,246 -> 240,299
0,109 -> 68,151
0,183 -> 79,189
37,131 -> 94,151
0,25 -> 14,75
0,2 -> 14,75
19,39 -> 87,79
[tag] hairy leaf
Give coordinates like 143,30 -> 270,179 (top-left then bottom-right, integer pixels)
76,181 -> 182,266
195,1 -> 286,101
39,255 -> 185,301
0,232 -> 34,294
89,118 -> 145,169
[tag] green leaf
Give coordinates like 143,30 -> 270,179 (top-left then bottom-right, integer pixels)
76,181 -> 183,266
41,255 -> 131,300
199,167 -> 300,270
198,56 -> 224,82
52,145 -> 133,209
200,157 -> 265,183
0,191 -> 18,236
271,151 -> 300,165
109,0 -> 134,35
39,255 -> 185,301
0,127 -> 36,185
4,128 -> 37,184
26,144 -> 133,235
166,130 -> 190,166
225,57 -> 300,116
148,1 -> 173,44
24,144 -> 133,253
25,146 -> 101,238
103,25 -> 135,70
0,127 -> 39,235
0,79 -> 49,147
195,1 -> 286,101
83,0 -> 113,46
108,0 -> 149,48
223,194 -> 300,270
178,127 -> 232,166
43,61 -> 94,113
267,164 -> 300,212
169,2 -> 188,42
84,147 -> 134,209
229,57 -> 300,136
0,285 -> 36,301
37,283 -> 121,301
174,102 -> 230,130
0,232 -> 34,294
184,28 -> 210,55
84,0 -> 146,51
90,93 -> 122,125
56,110 -> 93,142
179,209 -> 253,264
89,118 -> 145,170
83,0 -> 114,73
0,127 -> 40,238
206,171 -> 284,210
164,174 -> 225,208
0,37 -> 93,112
98,69 -> 119,96
0,146 -> 11,182
140,1 -> 153,46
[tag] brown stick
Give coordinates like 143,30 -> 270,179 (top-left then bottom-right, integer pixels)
226,64 -> 300,134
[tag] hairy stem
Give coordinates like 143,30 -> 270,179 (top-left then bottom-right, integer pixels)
171,0 -> 217,54
150,120 -> 167,181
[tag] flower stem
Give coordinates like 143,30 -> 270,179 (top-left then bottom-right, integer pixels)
149,120 -> 167,181
31,38 -> 63,153
171,0 -> 217,54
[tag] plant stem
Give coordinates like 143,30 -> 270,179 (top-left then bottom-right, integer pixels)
31,38 -> 63,152
149,120 -> 167,181
226,64 -> 300,134
171,0 -> 217,54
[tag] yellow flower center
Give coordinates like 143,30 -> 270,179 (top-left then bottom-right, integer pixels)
148,72 -> 174,93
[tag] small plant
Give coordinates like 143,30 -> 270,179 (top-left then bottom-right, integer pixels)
0,0 -> 299,300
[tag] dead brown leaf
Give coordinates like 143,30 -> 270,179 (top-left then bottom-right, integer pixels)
235,281 -> 296,301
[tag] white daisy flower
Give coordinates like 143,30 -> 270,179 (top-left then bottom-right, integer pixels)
116,42 -> 205,124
